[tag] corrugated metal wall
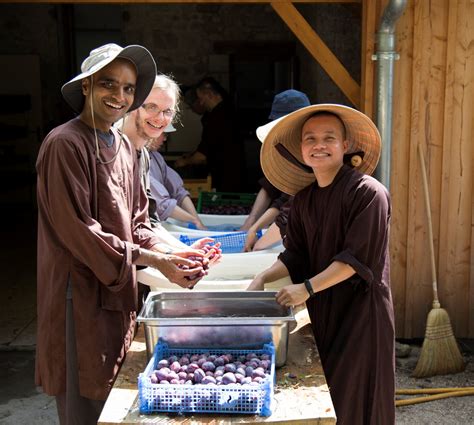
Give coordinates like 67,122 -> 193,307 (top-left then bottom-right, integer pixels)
390,0 -> 474,338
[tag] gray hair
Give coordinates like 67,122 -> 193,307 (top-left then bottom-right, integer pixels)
153,74 -> 181,123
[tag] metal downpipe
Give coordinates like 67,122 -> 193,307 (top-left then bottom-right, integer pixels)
373,0 -> 407,189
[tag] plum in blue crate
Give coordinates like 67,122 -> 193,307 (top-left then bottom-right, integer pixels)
138,342 -> 275,416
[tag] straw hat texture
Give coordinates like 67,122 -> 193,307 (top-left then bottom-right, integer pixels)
258,104 -> 381,195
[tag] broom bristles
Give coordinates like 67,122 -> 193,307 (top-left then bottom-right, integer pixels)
412,307 -> 465,378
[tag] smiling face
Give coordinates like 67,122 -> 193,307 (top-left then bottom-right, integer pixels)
301,113 -> 349,181
134,87 -> 175,142
81,58 -> 137,131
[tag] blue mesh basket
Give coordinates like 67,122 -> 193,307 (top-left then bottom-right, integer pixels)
187,222 -> 241,232
179,230 -> 262,254
138,341 -> 275,416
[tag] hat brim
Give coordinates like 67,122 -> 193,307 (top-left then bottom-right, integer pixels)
61,45 -> 156,114
259,104 -> 381,195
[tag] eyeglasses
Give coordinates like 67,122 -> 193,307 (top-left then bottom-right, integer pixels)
141,103 -> 175,118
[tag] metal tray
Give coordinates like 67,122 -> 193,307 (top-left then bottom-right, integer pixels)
137,291 -> 295,367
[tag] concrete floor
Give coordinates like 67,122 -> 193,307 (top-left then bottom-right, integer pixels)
0,206 -> 58,424
1,206 -> 473,425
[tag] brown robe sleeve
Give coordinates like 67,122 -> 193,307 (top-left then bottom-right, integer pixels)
37,130 -> 159,292
332,178 -> 391,284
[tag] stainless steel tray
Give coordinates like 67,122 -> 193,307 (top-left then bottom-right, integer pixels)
137,291 -> 295,367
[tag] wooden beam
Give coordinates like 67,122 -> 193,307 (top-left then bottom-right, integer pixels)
271,1 -> 361,107
20,0 -> 361,4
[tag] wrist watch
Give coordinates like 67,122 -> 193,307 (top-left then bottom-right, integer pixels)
304,279 -> 315,297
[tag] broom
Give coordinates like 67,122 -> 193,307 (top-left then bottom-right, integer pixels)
412,144 -> 465,377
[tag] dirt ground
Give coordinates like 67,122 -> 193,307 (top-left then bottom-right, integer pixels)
394,340 -> 474,424
0,340 -> 473,425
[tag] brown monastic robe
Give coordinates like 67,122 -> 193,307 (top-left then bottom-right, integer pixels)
279,165 -> 395,425
36,118 -> 161,400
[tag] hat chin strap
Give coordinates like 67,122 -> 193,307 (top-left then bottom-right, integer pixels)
275,143 -> 313,173
89,73 -> 123,165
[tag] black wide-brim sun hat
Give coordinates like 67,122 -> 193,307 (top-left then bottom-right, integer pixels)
258,104 -> 382,196
61,43 -> 157,114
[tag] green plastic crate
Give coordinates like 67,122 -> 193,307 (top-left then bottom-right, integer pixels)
197,192 -> 257,215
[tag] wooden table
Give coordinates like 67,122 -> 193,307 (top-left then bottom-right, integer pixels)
98,324 -> 336,424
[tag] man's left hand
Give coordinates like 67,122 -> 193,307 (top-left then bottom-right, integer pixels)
275,283 -> 309,308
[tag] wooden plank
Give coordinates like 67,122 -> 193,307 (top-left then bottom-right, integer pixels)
98,326 -> 336,424
403,0 -> 448,338
403,0 -> 423,339
271,1 -> 361,107
470,0 -> 474,337
409,0 -> 451,338
19,0 -> 361,4
417,0 -> 448,338
390,0 -> 474,338
439,0 -> 474,337
437,0 -> 460,334
390,0 -> 413,338
454,0 -> 474,338
360,0 -> 379,118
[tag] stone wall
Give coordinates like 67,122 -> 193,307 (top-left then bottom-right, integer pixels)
0,3 -> 360,195
0,3 -> 361,133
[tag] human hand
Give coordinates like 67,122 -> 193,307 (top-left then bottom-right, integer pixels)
239,222 -> 251,232
275,284 -> 309,308
189,238 -> 222,266
149,252 -> 207,289
243,228 -> 258,252
190,237 -> 214,250
246,274 -> 266,291
195,220 -> 207,230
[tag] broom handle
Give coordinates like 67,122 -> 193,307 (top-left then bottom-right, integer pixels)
417,144 -> 440,308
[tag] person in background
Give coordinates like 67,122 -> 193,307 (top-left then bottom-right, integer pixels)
243,193 -> 292,252
240,89 -> 310,233
241,90 -> 310,251
248,104 -> 395,424
174,77 -> 242,192
121,74 -> 205,230
35,44 -> 213,425
147,122 -> 206,229
119,73 -> 217,310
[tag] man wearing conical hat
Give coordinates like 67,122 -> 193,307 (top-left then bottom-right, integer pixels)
35,44 -> 209,423
249,105 -> 395,424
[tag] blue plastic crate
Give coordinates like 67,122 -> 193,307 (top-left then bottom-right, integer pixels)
178,230 -> 262,254
138,341 -> 275,416
187,222 -> 241,232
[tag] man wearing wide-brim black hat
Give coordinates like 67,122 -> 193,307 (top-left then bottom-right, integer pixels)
249,104 -> 395,425
36,43 -> 210,424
